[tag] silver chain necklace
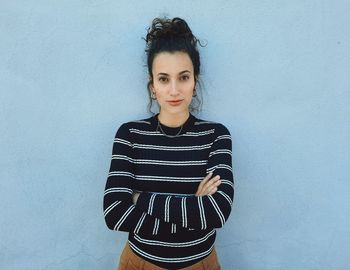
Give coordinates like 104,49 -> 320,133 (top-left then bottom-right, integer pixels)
156,120 -> 184,138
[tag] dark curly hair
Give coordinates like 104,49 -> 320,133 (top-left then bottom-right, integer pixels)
143,17 -> 205,114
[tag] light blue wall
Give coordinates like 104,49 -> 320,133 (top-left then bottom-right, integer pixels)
1,1 -> 349,269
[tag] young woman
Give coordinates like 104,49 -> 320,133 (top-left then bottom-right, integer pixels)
103,17 -> 234,270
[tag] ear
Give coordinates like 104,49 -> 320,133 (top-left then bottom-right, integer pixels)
194,75 -> 198,85
148,75 -> 154,92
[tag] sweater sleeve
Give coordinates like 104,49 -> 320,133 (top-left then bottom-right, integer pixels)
135,124 -> 234,230
103,123 -> 183,236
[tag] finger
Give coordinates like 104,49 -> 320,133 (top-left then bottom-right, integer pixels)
203,175 -> 221,190
204,179 -> 221,195
198,172 -> 213,190
196,172 -> 217,196
208,187 -> 218,195
197,183 -> 219,197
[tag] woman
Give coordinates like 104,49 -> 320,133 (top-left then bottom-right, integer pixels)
103,17 -> 234,270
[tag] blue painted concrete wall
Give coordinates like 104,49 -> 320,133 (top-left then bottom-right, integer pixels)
1,1 -> 349,269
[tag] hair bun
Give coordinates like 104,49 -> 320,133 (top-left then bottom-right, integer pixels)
145,17 -> 196,44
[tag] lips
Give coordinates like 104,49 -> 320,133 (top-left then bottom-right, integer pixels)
167,99 -> 183,106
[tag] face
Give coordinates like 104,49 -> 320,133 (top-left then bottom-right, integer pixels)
149,51 -> 196,116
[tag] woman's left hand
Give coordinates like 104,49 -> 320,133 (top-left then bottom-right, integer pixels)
195,172 -> 221,197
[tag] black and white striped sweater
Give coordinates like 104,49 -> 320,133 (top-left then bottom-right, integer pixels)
103,113 -> 234,269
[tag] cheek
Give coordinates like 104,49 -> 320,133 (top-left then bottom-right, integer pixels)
186,82 -> 195,95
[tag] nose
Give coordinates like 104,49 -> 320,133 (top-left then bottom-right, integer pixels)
169,81 -> 179,96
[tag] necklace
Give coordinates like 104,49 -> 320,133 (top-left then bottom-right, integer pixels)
156,120 -> 184,138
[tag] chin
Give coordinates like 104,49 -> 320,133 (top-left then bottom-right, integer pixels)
166,107 -> 189,114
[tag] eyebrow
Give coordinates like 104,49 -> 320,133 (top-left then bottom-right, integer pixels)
157,70 -> 191,76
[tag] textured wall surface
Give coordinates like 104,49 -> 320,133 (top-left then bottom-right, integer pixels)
1,1 -> 349,269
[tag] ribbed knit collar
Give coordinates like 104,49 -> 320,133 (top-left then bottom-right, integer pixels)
150,113 -> 196,136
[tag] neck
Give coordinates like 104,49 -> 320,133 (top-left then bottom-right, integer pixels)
158,111 -> 190,127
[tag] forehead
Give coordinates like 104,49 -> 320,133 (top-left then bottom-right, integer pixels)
152,51 -> 193,74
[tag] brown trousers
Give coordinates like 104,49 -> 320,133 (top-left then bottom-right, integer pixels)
118,243 -> 221,270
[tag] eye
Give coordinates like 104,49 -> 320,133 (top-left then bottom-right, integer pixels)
159,77 -> 168,82
180,75 -> 190,81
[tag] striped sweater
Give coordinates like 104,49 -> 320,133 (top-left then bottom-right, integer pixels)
103,113 -> 234,269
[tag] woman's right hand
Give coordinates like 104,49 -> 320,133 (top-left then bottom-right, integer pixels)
195,172 -> 221,197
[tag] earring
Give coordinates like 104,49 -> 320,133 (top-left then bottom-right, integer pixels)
192,89 -> 197,97
151,92 -> 157,100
